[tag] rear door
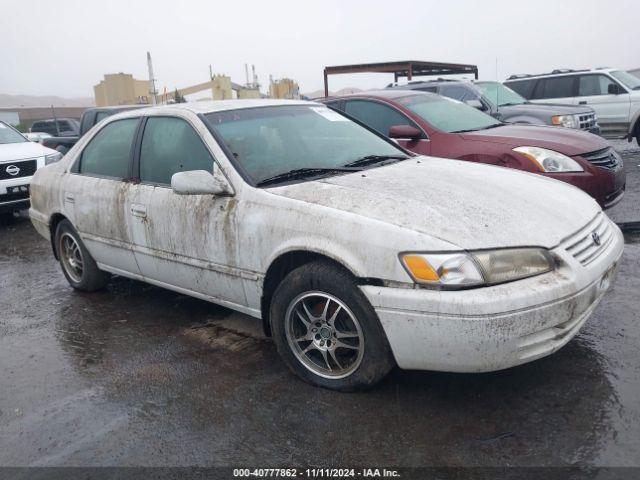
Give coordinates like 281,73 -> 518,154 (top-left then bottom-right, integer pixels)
343,99 -> 430,155
531,75 -> 577,105
573,74 -> 630,136
128,114 -> 245,306
65,117 -> 142,276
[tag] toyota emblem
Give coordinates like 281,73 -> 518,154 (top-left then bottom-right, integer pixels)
5,165 -> 20,176
592,231 -> 601,246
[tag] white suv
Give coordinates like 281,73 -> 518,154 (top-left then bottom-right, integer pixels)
1,121 -> 61,217
505,68 -> 640,145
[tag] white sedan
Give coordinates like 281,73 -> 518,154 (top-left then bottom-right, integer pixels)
28,100 -> 623,390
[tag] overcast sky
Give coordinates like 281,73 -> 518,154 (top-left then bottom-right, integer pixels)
2,0 -> 638,98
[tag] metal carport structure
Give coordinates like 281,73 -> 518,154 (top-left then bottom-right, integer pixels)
323,60 -> 478,97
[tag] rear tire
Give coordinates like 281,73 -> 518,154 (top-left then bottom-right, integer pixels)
55,219 -> 110,291
270,260 -> 395,391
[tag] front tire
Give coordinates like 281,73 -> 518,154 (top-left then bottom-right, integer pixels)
55,219 -> 110,291
270,261 -> 395,391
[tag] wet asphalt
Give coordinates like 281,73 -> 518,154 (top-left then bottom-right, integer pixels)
1,141 -> 639,469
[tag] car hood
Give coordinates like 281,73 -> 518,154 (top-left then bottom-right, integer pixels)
0,141 -> 55,163
459,124 -> 608,156
498,102 -> 593,116
268,157 -> 600,250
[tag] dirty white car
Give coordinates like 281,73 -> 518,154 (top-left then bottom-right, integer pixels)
29,100 -> 623,390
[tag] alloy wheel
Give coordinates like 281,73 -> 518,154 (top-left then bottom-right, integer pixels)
285,291 -> 364,379
59,232 -> 84,283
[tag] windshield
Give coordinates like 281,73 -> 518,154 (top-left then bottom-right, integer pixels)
397,94 -> 503,133
0,121 -> 28,144
609,70 -> 640,90
205,105 -> 407,185
476,81 -> 526,107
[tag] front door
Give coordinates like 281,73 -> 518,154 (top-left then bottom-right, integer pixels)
573,74 -> 631,137
65,117 -> 141,276
128,115 -> 246,308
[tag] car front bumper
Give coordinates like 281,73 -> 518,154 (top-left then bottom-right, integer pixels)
361,217 -> 624,372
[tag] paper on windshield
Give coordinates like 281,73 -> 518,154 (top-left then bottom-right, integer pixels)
310,107 -> 348,122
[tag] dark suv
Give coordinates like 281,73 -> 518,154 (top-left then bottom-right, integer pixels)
387,80 -> 600,135
30,118 -> 80,137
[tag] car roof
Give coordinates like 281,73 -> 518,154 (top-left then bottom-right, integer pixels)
506,68 -> 620,81
33,118 -> 78,122
325,89 -> 440,102
112,99 -> 320,118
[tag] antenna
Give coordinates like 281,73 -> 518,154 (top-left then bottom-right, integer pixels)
147,51 -> 157,105
495,57 -> 499,108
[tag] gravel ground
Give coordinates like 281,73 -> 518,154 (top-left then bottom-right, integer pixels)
607,138 -> 640,224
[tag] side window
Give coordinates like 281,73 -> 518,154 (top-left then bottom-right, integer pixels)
506,79 -> 536,99
439,85 -> 480,102
139,117 -> 214,186
95,111 -> 111,123
58,120 -> 70,131
577,75 -> 618,96
535,76 -> 575,99
344,100 -> 417,136
78,118 -> 138,179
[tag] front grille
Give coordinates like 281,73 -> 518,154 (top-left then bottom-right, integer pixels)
580,147 -> 622,171
0,188 -> 30,202
562,213 -> 614,266
0,159 -> 38,180
578,112 -> 597,130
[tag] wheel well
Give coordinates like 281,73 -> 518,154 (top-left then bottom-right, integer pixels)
49,213 -> 67,260
260,251 -> 354,337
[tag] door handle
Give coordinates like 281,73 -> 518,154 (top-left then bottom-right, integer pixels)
131,204 -> 147,218
579,101 -> 587,104
64,193 -> 75,204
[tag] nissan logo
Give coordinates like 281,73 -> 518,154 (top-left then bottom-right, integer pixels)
592,231 -> 601,246
5,165 -> 20,176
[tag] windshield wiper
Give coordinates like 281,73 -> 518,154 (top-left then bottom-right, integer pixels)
343,154 -> 408,168
483,123 -> 504,129
452,128 -> 481,133
256,167 -> 361,187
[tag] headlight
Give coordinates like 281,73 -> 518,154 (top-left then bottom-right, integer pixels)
551,114 -> 578,129
513,146 -> 584,172
400,248 -> 554,289
45,152 -> 63,165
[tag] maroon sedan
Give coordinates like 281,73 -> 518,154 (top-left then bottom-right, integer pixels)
323,90 -> 625,209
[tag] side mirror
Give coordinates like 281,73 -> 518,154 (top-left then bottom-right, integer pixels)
465,99 -> 486,111
608,83 -> 623,95
171,170 -> 234,196
388,125 -> 423,140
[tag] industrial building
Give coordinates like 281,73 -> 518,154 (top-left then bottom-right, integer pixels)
269,77 -> 300,99
94,73 -> 151,107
